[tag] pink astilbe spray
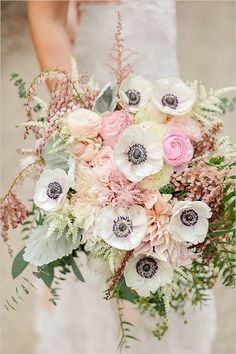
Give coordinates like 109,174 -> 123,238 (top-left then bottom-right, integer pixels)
192,123 -> 223,157
109,11 -> 136,85
25,69 -> 73,144
171,161 -> 226,209
0,159 -> 45,254
0,193 -> 29,256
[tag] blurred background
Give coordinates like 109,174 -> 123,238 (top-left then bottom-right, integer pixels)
1,1 -> 235,353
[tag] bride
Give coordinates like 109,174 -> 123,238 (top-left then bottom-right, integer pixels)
28,1 -> 216,353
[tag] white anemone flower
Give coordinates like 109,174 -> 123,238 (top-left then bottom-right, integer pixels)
96,205 -> 148,250
34,168 -> 70,211
152,78 -> 195,116
169,201 -> 212,244
119,74 -> 153,113
114,125 -> 163,182
124,255 -> 173,297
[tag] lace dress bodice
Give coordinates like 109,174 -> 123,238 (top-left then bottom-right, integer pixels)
74,0 -> 179,85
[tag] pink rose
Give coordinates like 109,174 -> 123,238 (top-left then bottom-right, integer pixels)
100,111 -> 134,147
163,128 -> 194,167
67,108 -> 102,139
166,116 -> 201,140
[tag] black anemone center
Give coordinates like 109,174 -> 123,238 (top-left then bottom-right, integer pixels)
46,182 -> 63,200
113,216 -> 133,238
136,257 -> 158,278
125,89 -> 141,105
127,143 -> 147,165
161,93 -> 178,109
180,209 -> 198,226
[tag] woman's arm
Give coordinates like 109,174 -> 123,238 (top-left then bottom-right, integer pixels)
28,1 -> 73,89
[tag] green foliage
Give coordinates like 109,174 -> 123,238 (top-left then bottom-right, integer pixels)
12,248 -> 29,279
114,276 -> 138,303
46,250 -> 85,305
70,256 -> 85,282
4,277 -> 36,311
159,185 -> 175,194
206,156 -> 225,169
207,178 -> 236,287
21,201 -> 45,241
152,316 -> 169,340
135,293 -> 169,340
219,96 -> 236,115
33,264 -> 54,288
116,299 -> 139,352
10,73 -> 26,98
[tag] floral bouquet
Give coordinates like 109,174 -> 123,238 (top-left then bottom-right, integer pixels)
1,14 -> 235,349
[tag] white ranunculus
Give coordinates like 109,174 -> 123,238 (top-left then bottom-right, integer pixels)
96,205 -> 148,250
34,168 -> 70,211
124,255 -> 173,297
152,78 -> 195,116
119,74 -> 153,113
169,201 -> 212,244
114,125 -> 163,182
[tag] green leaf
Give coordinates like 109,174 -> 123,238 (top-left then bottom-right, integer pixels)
71,257 -> 85,282
33,265 -> 54,288
116,277 -> 137,303
92,82 -> 117,114
23,224 -> 81,266
12,248 -> 29,279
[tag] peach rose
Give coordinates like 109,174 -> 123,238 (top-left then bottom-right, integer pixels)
67,108 -> 102,139
163,128 -> 194,167
90,146 -> 113,170
71,139 -> 101,162
166,116 -> 201,140
100,111 -> 134,148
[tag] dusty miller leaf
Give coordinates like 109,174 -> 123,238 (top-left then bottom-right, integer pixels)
92,82 -> 117,114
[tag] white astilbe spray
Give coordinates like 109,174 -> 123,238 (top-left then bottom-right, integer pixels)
91,240 -> 123,274
46,203 -> 81,244
188,81 -> 236,126
156,267 -> 193,316
16,120 -> 48,130
50,121 -> 75,153
158,282 -> 179,315
215,135 -> 236,158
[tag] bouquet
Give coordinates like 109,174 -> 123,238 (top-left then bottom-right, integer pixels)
1,14 -> 235,350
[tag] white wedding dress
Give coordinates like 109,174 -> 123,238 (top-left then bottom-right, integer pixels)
35,1 -> 217,353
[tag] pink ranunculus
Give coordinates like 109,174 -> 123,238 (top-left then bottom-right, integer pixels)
100,111 -> 134,148
67,108 -> 102,139
163,128 -> 194,167
166,116 -> 202,140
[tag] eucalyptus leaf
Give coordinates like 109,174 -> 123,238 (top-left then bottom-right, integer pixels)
33,265 -> 54,288
12,248 -> 29,279
71,257 -> 85,282
43,136 -> 69,172
92,82 -> 117,114
116,277 -> 137,303
23,224 -> 81,267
